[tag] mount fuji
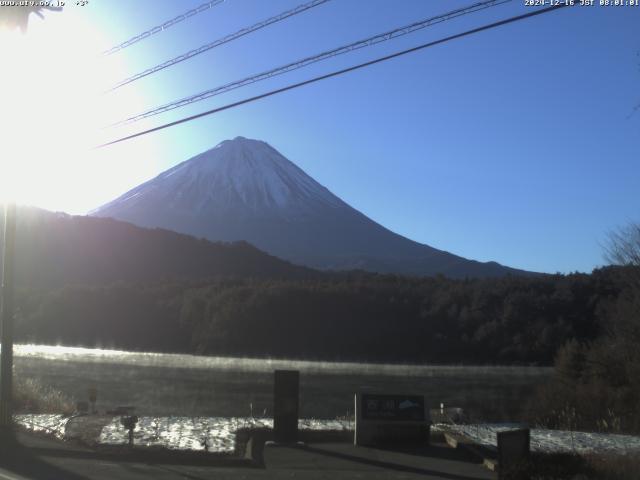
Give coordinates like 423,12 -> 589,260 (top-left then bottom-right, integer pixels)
92,136 -> 530,278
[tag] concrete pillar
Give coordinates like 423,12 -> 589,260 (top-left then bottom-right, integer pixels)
273,370 -> 299,443
497,428 -> 530,480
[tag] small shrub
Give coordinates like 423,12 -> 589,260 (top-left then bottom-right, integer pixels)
13,377 -> 74,415
528,337 -> 640,434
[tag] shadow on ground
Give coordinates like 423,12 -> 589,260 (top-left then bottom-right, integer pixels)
0,430 -> 89,480
375,442 -> 485,464
298,444 -> 487,480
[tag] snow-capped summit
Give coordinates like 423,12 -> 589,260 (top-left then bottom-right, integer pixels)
92,137 -> 530,278
97,136 -> 341,216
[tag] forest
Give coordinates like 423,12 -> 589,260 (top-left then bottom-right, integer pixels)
13,266 -> 629,365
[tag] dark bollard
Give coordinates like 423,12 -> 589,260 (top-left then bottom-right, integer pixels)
497,428 -> 530,480
120,415 -> 139,447
273,370 -> 299,444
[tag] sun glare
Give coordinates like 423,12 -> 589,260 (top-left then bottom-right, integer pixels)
0,9 -> 156,214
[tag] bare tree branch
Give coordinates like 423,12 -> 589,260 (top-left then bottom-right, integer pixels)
604,223 -> 640,267
0,6 -> 62,33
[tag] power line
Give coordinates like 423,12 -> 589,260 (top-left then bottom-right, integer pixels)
102,0 -> 225,56
96,2 -> 571,149
109,0 -> 512,127
108,0 -> 332,92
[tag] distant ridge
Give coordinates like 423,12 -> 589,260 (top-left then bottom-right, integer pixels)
0,206 -> 314,288
93,136 -> 535,278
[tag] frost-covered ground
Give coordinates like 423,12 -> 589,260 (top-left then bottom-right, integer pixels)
446,424 -> 640,455
99,417 -> 352,453
20,414 -> 640,456
15,414 -> 351,454
15,414 -> 68,439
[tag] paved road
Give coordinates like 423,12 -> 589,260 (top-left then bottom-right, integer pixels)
0,431 -> 495,479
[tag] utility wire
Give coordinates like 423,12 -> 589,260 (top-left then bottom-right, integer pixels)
109,0 -> 511,127
108,0 -> 332,92
96,2 -> 571,149
102,0 -> 225,56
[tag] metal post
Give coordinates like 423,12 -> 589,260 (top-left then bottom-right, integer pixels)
0,203 -> 16,427
0,1 -> 60,433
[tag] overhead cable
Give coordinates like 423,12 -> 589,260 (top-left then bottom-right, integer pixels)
103,0 -> 225,56
109,0 -> 512,127
108,0 -> 332,91
97,2 -> 572,149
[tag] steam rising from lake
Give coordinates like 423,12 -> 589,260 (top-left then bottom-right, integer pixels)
14,344 -> 551,420
15,344 -> 549,377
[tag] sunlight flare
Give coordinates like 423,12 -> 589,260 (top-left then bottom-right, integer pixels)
0,10 -> 153,212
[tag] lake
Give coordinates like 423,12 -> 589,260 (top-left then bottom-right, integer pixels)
14,344 -> 551,422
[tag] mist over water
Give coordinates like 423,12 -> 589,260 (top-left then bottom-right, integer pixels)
14,344 -> 551,421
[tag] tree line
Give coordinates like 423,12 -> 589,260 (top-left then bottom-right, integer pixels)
13,267 -> 631,365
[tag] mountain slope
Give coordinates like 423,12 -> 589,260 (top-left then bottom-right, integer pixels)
0,206 -> 314,288
92,136 -> 532,278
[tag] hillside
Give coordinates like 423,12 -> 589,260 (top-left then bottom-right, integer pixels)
0,206 -> 315,288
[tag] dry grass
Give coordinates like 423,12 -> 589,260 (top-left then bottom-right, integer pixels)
13,377 -> 75,415
585,453 -> 640,480
504,452 -> 640,480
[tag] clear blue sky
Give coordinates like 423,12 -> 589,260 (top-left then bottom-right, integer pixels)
45,1 -> 640,273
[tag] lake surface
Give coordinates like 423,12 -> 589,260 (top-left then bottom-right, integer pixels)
14,344 -> 551,422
